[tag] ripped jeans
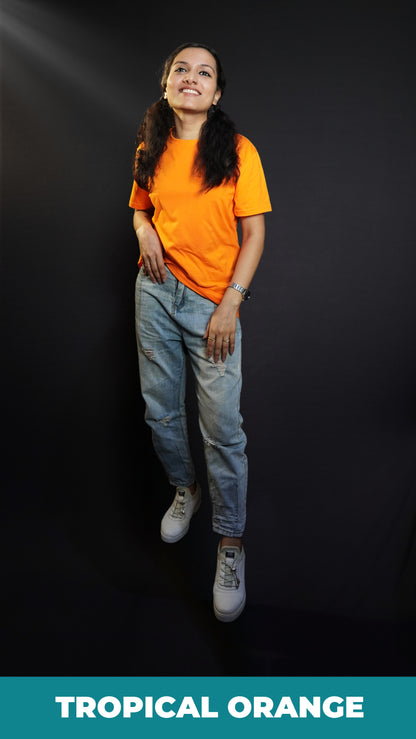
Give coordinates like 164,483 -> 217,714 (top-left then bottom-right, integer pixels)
135,266 -> 247,537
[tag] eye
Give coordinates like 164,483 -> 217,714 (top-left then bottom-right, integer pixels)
174,66 -> 187,73
199,70 -> 211,77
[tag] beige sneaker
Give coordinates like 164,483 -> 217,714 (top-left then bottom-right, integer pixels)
213,544 -> 246,622
160,483 -> 201,543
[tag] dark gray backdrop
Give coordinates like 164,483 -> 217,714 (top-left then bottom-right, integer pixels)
2,0 -> 416,675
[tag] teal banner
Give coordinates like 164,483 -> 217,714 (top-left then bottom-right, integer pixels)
0,677 -> 414,738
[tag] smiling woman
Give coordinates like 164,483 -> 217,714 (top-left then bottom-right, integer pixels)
129,42 -> 271,622
164,47 -> 222,123
133,43 -> 238,191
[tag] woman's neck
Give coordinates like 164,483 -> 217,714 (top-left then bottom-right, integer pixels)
172,111 -> 207,140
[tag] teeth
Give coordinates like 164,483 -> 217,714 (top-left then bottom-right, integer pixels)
181,88 -> 199,95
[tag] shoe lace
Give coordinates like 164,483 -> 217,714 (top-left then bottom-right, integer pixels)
171,491 -> 186,519
219,554 -> 240,589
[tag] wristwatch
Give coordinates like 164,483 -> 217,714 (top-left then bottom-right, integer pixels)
228,282 -> 251,301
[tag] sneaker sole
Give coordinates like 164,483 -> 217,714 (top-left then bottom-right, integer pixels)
213,592 -> 246,623
160,497 -> 201,543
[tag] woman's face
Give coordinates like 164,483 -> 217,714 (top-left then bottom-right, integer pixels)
164,47 -> 222,115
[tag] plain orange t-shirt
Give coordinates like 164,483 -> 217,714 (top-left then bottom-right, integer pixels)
129,132 -> 272,305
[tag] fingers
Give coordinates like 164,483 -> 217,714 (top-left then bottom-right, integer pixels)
153,256 -> 166,284
159,262 -> 167,283
206,333 -> 234,363
137,228 -> 166,283
206,334 -> 216,360
221,337 -> 230,363
142,256 -> 166,283
143,259 -> 158,283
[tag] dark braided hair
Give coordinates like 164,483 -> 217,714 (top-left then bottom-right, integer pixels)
133,42 -> 240,191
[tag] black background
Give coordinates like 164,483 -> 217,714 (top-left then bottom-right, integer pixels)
2,0 -> 416,675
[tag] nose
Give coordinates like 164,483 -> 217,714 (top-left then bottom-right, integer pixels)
184,69 -> 197,84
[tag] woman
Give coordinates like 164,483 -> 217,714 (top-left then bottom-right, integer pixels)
130,42 -> 271,622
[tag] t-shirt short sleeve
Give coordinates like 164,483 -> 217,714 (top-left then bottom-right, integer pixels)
129,179 -> 153,210
234,137 -> 272,217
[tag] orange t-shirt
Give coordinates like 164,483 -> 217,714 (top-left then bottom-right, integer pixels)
129,132 -> 272,304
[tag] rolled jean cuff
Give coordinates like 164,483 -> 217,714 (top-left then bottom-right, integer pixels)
212,523 -> 245,538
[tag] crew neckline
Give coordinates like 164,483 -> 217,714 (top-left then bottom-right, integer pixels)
170,129 -> 198,143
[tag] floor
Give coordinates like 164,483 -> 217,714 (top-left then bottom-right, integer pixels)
3,511 -> 415,676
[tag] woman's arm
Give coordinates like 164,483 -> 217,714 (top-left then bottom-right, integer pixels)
133,209 -> 167,284
204,213 -> 265,362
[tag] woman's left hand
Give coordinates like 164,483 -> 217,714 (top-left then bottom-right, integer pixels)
203,290 -> 242,363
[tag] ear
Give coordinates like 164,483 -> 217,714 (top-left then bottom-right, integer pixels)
213,89 -> 222,106
163,90 -> 168,99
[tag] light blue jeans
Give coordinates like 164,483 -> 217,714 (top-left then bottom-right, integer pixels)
135,266 -> 247,537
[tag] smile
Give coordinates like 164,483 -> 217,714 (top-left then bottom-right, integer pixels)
180,88 -> 200,95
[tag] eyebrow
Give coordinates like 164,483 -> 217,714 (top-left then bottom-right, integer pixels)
173,60 -> 216,73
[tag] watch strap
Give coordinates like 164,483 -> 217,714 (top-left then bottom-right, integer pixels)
228,282 -> 251,301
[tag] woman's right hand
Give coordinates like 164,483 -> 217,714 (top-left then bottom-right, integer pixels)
135,212 -> 167,284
